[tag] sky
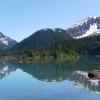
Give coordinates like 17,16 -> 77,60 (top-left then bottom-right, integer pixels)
0,0 -> 100,42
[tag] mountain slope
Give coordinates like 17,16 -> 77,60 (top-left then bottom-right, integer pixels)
12,28 -> 73,51
0,32 -> 17,50
72,35 -> 100,55
66,16 -> 100,38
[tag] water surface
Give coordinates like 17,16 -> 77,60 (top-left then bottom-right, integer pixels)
0,56 -> 100,100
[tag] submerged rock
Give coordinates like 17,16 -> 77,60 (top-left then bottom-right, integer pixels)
88,70 -> 100,79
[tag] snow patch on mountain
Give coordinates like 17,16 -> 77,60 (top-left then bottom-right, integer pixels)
74,24 -> 100,39
0,32 -> 17,50
41,28 -> 64,33
73,18 -> 88,27
0,38 -> 9,45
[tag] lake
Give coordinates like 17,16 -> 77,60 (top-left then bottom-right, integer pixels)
0,56 -> 100,100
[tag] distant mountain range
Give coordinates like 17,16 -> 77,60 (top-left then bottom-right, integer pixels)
1,16 -> 100,55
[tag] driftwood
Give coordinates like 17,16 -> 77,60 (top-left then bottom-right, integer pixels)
88,70 -> 100,79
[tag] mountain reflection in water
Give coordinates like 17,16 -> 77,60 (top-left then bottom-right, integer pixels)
0,56 -> 100,93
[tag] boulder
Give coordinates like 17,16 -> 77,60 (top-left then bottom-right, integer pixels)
88,70 -> 100,79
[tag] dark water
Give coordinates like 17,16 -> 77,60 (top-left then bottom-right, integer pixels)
0,56 -> 100,100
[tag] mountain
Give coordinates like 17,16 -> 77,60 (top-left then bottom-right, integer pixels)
66,16 -> 100,38
0,32 -> 17,50
12,28 -> 72,51
10,16 -> 100,55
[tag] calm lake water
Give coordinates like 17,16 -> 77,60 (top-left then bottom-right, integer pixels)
0,56 -> 100,100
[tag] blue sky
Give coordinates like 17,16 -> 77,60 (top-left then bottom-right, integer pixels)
0,0 -> 100,42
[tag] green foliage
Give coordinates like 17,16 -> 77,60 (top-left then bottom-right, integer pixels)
15,49 -> 79,63
3,32 -> 100,63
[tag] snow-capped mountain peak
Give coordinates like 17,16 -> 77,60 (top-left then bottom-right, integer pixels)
73,17 -> 89,27
67,16 -> 100,38
89,16 -> 100,19
38,28 -> 66,34
0,32 -> 17,50
73,16 -> 100,28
